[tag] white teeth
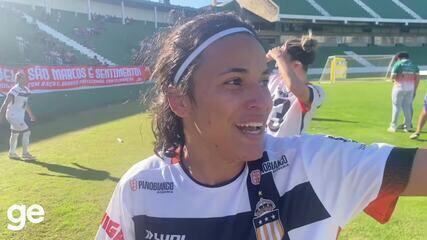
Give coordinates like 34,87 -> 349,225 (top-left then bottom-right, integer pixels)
236,122 -> 263,128
235,122 -> 264,135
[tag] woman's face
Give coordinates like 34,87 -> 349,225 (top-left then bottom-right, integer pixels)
17,74 -> 28,85
182,33 -> 272,162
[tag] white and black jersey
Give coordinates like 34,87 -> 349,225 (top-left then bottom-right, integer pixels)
96,134 -> 415,240
267,73 -> 325,137
5,84 -> 31,131
6,84 -> 31,118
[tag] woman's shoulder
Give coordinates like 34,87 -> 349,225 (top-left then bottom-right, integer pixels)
120,155 -> 169,182
263,133 -> 335,154
264,133 -> 311,148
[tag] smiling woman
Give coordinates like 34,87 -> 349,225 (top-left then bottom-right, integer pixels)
96,12 -> 427,240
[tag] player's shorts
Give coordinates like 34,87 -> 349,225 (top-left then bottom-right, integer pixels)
6,112 -> 28,132
424,95 -> 427,111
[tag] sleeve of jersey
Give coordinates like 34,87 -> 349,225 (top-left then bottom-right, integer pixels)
309,85 -> 325,109
95,181 -> 135,240
7,88 -> 17,97
364,148 -> 416,224
391,63 -> 400,75
298,135 -> 413,227
298,85 -> 325,113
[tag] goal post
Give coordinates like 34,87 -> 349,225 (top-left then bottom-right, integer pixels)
319,54 -> 396,83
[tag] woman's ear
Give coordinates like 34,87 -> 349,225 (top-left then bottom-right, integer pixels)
167,86 -> 191,118
292,60 -> 303,71
291,61 -> 308,82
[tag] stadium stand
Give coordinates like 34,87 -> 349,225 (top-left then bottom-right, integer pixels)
271,0 -> 427,25
2,0 -> 193,66
400,0 -> 427,19
362,0 -> 412,19
274,0 -> 321,16
310,0 -> 371,18
314,45 -> 427,68
0,3 -> 92,67
26,7 -> 162,65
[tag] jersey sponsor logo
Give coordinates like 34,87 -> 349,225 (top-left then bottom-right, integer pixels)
145,230 -> 186,240
253,198 -> 285,240
101,213 -> 124,240
250,170 -> 261,185
129,179 -> 174,193
262,155 -> 289,174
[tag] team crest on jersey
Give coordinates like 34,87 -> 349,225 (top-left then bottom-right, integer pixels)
252,198 -> 285,240
130,179 -> 138,191
262,155 -> 289,174
250,170 -> 261,185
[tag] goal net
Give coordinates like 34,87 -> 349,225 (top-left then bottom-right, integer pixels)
319,54 -> 396,83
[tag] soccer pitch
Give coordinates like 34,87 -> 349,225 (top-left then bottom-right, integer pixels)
1,81 -> 426,239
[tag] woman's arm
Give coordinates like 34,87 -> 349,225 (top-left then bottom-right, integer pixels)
26,104 -> 36,122
0,94 -> 13,123
266,47 -> 311,105
413,73 -> 420,98
402,148 -> 427,195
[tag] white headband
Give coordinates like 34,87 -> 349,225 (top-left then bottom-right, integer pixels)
173,27 -> 254,85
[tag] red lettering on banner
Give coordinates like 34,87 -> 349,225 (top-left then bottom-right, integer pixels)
101,213 -> 123,239
0,65 -> 151,94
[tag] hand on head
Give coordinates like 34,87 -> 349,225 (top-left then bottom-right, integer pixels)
266,47 -> 291,63
266,40 -> 294,64
266,47 -> 282,62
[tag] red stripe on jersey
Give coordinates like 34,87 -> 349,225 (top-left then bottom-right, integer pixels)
364,148 -> 416,224
364,191 -> 399,224
298,99 -> 310,113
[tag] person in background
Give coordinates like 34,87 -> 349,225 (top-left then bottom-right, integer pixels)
0,72 -> 36,160
409,94 -> 427,139
388,52 -> 420,133
266,36 -> 325,137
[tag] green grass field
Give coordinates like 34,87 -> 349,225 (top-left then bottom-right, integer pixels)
1,81 -> 427,239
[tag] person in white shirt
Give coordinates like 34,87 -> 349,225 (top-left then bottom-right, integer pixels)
0,72 -> 36,160
266,36 -> 325,137
96,12 -> 427,240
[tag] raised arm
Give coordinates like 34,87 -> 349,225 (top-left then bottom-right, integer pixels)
266,47 -> 311,105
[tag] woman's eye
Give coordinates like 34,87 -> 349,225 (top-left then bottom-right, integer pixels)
225,78 -> 242,86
